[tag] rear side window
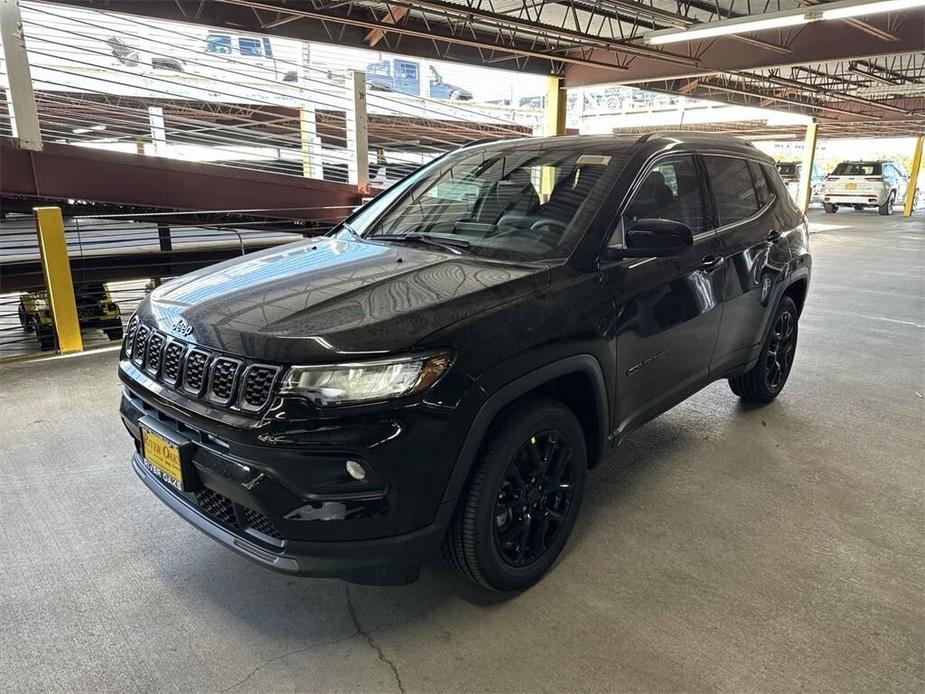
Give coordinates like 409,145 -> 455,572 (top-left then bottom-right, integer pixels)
623,156 -> 708,235
762,163 -> 790,200
704,156 -> 760,227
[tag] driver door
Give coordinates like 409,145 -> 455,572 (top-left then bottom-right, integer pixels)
604,154 -> 726,436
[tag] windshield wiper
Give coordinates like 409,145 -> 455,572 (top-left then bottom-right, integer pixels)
371,233 -> 470,255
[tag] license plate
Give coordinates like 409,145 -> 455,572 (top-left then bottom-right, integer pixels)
845,182 -> 857,190
142,428 -> 183,490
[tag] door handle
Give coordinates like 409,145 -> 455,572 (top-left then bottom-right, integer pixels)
767,230 -> 781,242
699,255 -> 724,271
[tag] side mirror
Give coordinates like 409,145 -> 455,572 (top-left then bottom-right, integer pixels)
607,219 -> 693,259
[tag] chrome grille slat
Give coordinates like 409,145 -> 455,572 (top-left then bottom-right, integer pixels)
127,321 -> 279,413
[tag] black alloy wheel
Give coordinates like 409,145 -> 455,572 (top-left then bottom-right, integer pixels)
493,430 -> 577,568
443,397 -> 587,592
728,296 -> 799,403
764,309 -> 796,393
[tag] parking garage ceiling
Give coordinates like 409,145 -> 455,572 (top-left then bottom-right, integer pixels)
48,1 -> 924,136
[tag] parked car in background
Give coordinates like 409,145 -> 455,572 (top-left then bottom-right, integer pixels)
775,161 -> 825,202
822,160 -> 908,215
366,59 -> 472,100
120,132 -> 811,592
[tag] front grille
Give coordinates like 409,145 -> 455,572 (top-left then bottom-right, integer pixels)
240,365 -> 280,411
144,332 -> 165,376
132,325 -> 151,366
194,488 -> 236,527
127,320 -> 281,414
208,357 -> 241,405
124,316 -> 139,358
162,341 -> 185,385
183,349 -> 210,395
243,507 -> 283,539
193,489 -> 283,541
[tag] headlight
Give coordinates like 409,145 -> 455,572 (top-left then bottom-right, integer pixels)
280,353 -> 452,406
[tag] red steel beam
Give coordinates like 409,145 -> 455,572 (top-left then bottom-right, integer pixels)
0,137 -> 362,220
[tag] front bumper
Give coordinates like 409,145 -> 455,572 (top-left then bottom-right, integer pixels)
132,453 -> 454,584
119,358 -> 478,584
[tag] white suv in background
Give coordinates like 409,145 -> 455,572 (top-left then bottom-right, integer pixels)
822,161 -> 908,215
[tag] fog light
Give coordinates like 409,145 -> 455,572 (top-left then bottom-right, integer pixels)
345,460 -> 367,480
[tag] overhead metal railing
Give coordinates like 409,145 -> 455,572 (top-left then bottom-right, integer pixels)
1,1 -> 535,191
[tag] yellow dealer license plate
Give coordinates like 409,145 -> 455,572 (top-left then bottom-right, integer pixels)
142,428 -> 184,490
845,182 -> 857,190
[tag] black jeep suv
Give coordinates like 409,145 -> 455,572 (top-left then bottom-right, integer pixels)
120,133 -> 810,591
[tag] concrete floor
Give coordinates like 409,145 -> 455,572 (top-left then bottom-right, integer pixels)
1,210 -> 922,693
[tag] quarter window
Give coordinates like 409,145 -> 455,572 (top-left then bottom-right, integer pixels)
748,160 -> 771,207
622,156 -> 707,235
704,156 -> 760,226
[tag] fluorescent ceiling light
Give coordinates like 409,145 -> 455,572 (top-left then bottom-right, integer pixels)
644,0 -> 925,45
821,0 -> 925,19
646,14 -> 808,44
71,125 -> 107,134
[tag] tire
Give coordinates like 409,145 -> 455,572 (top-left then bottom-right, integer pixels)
823,203 -> 838,214
878,191 -> 895,216
729,296 -> 799,404
17,302 -> 34,332
38,332 -> 55,352
443,397 -> 587,592
853,204 -> 865,211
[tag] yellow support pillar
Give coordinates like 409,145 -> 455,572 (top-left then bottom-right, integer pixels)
541,76 -> 566,199
33,207 -> 82,354
903,134 -> 923,217
796,122 -> 819,214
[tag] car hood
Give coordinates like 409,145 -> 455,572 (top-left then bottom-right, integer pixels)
138,237 -> 548,363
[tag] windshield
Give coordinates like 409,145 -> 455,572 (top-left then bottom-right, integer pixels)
832,162 -> 882,176
348,142 -> 626,262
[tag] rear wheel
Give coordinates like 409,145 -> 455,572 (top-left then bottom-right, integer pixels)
729,296 -> 799,403
443,397 -> 587,592
823,203 -> 838,214
878,191 -> 895,216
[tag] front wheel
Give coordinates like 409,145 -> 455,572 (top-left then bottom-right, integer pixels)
823,203 -> 838,214
443,397 -> 587,592
729,296 -> 799,403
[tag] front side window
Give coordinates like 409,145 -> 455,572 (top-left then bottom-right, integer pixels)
622,156 -> 707,235
704,156 -> 760,227
238,37 -> 263,56
206,34 -> 232,54
355,144 -> 625,262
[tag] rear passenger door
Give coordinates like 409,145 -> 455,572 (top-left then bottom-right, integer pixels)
705,155 -> 792,372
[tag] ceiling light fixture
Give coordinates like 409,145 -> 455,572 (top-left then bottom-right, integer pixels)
644,0 -> 925,45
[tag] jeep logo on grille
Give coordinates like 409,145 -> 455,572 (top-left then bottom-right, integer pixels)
171,318 -> 194,337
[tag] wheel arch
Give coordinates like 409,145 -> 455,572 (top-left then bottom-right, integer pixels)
441,355 -> 609,504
